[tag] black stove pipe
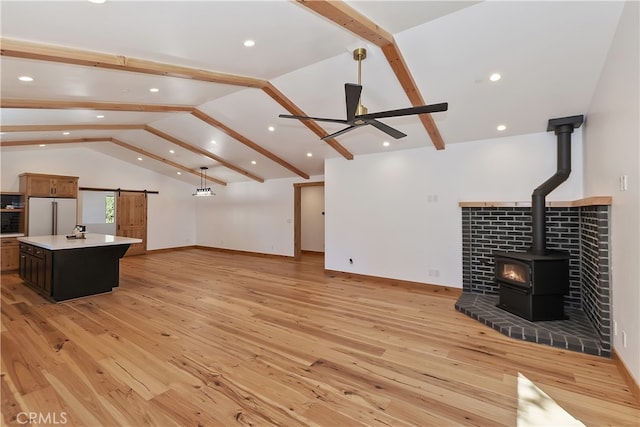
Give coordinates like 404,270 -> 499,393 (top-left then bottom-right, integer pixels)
531,115 -> 584,255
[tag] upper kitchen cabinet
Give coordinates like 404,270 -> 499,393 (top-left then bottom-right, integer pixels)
19,173 -> 78,198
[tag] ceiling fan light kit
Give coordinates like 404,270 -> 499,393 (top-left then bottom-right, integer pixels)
279,47 -> 448,140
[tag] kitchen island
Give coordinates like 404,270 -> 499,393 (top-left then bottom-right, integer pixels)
17,233 -> 142,302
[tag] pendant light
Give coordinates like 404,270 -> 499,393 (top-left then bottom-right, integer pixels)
193,166 -> 214,196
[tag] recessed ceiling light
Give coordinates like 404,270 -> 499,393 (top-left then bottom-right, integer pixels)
39,144 -> 46,147
62,131 -> 70,135
243,40 -> 255,47
88,0 -> 107,4
149,88 -> 159,93
251,160 -> 257,165
490,73 -> 502,82
177,171 -> 182,175
306,152 -> 313,157
497,124 -> 507,131
18,76 -> 33,82
96,114 -> 105,119
268,126 -> 275,132
169,149 -> 175,154
210,140 -> 217,145
137,157 -> 143,161
383,141 -> 390,147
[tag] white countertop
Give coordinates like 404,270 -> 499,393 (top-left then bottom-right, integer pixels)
18,233 -> 142,251
1,233 -> 25,238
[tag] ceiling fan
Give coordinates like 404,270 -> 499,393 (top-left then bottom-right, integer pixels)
279,48 -> 448,140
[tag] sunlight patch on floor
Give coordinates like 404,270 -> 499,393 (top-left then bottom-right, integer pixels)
517,373 -> 585,427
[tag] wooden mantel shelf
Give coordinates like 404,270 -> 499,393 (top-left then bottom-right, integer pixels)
459,196 -> 612,208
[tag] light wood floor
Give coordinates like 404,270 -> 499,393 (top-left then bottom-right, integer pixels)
1,249 -> 638,426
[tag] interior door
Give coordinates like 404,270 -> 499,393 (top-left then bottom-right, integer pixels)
116,191 -> 147,256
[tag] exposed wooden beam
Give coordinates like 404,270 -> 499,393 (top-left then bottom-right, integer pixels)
191,109 -> 311,179
0,124 -> 146,132
1,38 -> 266,88
2,38 -> 357,159
381,44 -> 445,150
110,138 -> 227,186
262,82 -> 353,160
294,0 -> 393,46
0,137 -> 107,147
294,0 -> 446,150
293,181 -> 324,188
144,125 -> 264,183
0,99 -> 193,112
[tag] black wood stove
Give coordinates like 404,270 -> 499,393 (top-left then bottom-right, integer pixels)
495,115 -> 583,321
495,250 -> 569,321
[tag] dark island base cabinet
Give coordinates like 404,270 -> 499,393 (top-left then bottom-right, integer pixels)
19,242 -> 130,302
19,243 -> 52,295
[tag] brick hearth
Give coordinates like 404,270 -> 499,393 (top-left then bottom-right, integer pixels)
457,199 -> 611,357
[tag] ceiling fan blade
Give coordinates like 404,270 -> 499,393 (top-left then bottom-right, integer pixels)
367,120 -> 407,139
357,102 -> 448,120
279,114 -> 349,124
321,125 -> 358,140
345,83 -> 362,122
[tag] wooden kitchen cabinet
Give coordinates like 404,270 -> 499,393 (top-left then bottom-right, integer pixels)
1,237 -> 20,271
19,242 -> 52,295
19,173 -> 78,198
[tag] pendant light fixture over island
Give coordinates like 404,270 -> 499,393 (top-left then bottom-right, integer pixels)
193,166 -> 214,197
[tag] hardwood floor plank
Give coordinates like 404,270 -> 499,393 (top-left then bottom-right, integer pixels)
1,250 -> 638,426
42,368 -> 118,426
1,369 -> 27,426
0,333 -> 50,395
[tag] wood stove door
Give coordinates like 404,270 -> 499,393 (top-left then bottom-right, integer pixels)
495,257 -> 530,288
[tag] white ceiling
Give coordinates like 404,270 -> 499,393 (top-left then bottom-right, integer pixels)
0,1 -> 625,186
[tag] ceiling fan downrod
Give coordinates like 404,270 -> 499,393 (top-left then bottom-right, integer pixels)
353,48 -> 368,117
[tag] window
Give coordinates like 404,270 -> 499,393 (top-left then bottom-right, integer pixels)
105,195 -> 115,224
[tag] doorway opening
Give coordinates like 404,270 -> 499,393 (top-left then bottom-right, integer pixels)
293,182 -> 324,261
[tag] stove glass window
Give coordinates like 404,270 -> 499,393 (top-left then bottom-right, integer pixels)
498,261 -> 528,285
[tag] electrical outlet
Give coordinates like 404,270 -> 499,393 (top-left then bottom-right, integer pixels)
622,331 -> 627,348
614,320 -> 618,336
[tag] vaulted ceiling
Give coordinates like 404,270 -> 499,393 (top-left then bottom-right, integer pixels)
0,1 -> 625,187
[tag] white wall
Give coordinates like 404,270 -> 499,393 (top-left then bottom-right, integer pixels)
194,175 -> 324,256
79,190 -> 117,235
325,130 -> 584,286
301,185 -> 325,252
583,1 -> 639,383
0,146 -> 197,250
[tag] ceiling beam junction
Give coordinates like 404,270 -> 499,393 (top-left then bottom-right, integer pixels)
191,109 -> 310,179
262,82 -> 353,160
0,98 -> 310,181
110,138 -> 227,186
144,125 -> 264,183
0,135 -> 228,186
294,0 -> 446,150
1,38 -> 355,160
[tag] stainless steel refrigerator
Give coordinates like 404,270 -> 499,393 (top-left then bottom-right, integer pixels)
28,197 -> 77,236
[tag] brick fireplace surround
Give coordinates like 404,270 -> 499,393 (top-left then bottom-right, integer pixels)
455,197 -> 612,357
